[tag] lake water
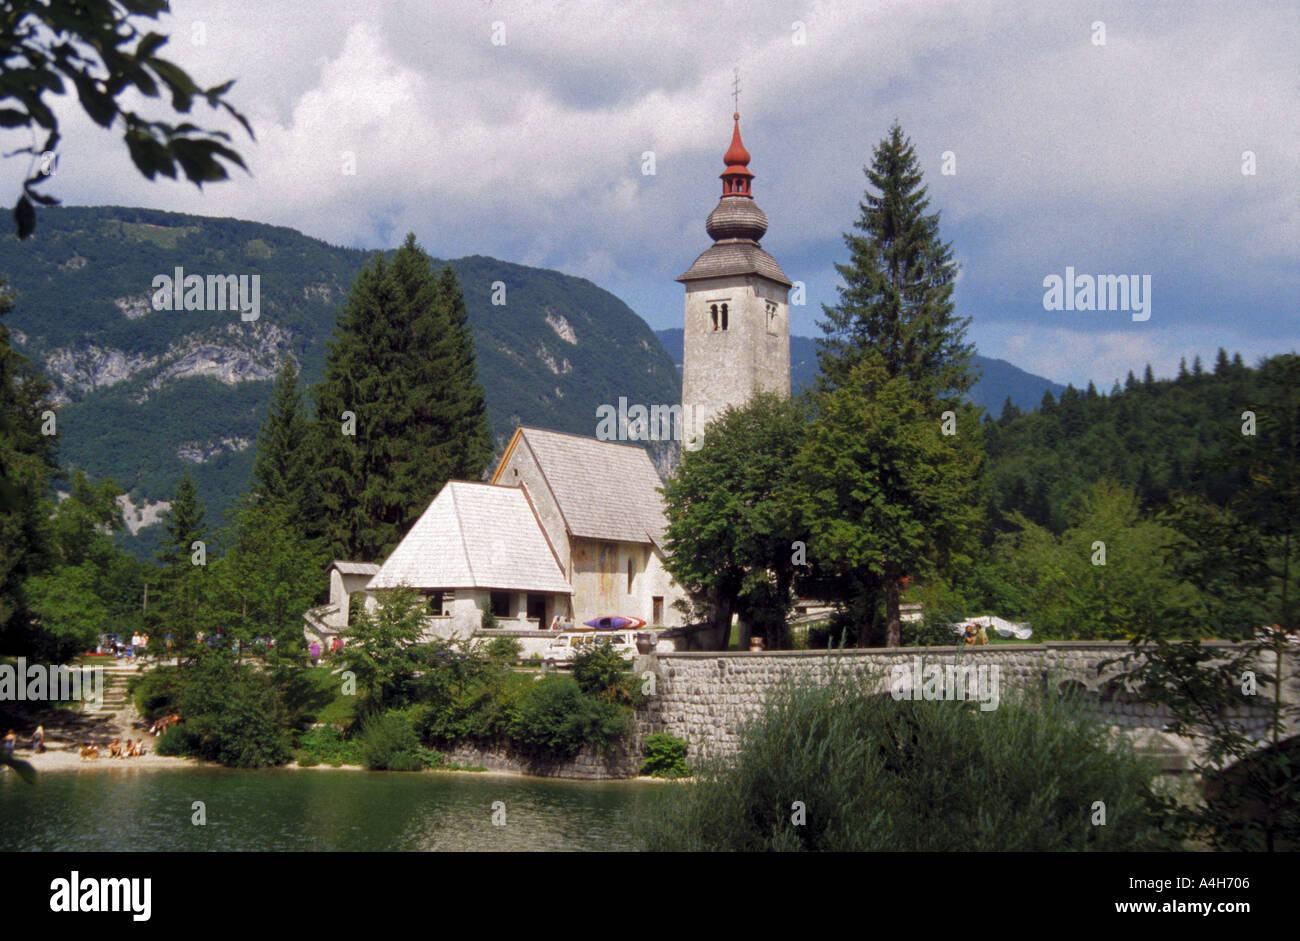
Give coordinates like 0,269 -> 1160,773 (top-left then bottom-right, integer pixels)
0,767 -> 661,851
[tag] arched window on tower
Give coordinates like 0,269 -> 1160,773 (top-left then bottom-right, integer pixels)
721,303 -> 729,330
710,304 -> 719,331
766,300 -> 778,334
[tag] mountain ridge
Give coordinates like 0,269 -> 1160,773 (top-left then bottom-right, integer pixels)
654,327 -> 1067,416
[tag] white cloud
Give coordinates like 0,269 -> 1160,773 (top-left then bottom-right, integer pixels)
8,0 -> 1294,387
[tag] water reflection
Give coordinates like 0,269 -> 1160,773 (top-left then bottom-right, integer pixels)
0,768 -> 651,851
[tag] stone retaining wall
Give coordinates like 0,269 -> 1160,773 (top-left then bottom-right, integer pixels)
634,643 -> 1297,770
442,739 -> 641,780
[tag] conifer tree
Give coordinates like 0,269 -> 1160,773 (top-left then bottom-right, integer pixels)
253,356 -> 310,525
153,471 -> 213,655
817,122 -> 974,399
999,395 -> 1020,423
805,124 -> 982,645
434,263 -> 493,481
311,236 -> 493,561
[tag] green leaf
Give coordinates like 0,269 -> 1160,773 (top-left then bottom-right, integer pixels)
14,195 -> 36,239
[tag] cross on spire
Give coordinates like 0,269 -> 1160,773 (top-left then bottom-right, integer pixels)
732,67 -> 740,115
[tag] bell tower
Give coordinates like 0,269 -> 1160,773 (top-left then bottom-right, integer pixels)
678,112 -> 791,442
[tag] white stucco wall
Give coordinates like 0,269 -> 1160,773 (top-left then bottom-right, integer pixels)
682,273 -> 790,437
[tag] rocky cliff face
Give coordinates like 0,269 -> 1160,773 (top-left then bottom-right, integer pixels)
41,323 -> 294,405
1,207 -> 681,557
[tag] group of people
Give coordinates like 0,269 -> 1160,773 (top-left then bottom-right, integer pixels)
307,635 -> 346,666
78,737 -> 147,760
3,725 -> 45,756
99,632 -> 154,660
962,622 -> 991,646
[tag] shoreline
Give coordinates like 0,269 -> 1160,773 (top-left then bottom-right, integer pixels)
6,746 -> 679,783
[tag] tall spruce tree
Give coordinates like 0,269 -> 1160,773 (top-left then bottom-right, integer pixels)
152,471 -> 213,655
253,356 -> 311,524
311,235 -> 493,561
817,122 -> 974,399
806,123 -> 982,646
434,263 -> 493,480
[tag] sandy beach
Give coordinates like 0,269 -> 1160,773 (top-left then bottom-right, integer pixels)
8,745 -> 197,773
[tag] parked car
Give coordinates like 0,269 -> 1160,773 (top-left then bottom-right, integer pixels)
542,631 -> 638,668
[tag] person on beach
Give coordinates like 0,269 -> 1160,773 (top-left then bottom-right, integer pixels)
109,738 -> 122,758
32,725 -> 44,754
3,730 -> 15,756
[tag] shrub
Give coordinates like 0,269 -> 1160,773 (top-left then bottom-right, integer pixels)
360,708 -> 438,771
154,723 -> 200,757
158,650 -> 292,768
129,666 -> 184,720
419,668 -> 530,746
571,639 -> 638,704
295,725 -> 366,767
480,609 -> 500,630
507,675 -> 631,758
640,733 -> 690,778
484,636 -> 522,664
634,672 -> 1173,851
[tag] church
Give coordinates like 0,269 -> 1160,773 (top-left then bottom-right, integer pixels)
303,110 -> 791,646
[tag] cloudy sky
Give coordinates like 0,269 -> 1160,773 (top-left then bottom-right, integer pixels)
14,0 -> 1298,388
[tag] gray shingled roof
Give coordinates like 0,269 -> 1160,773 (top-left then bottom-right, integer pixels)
677,240 -> 791,286
517,427 -> 667,546
368,481 -> 571,593
330,560 -> 380,576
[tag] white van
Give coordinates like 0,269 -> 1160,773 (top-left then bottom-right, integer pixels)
542,631 -> 639,667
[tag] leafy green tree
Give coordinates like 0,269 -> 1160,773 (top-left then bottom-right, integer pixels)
993,479 -> 1198,639
155,648 -> 292,768
816,121 -> 974,400
1160,495 -> 1269,639
1106,634 -> 1299,851
218,495 -> 318,660
25,562 -> 108,658
0,283 -> 57,652
1,0 -> 251,237
310,236 -> 493,561
661,392 -> 806,649
795,352 -> 983,646
26,470 -> 144,658
344,586 -> 428,710
1237,354 -> 1300,634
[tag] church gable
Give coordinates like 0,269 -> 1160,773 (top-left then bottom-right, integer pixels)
368,480 -> 570,594
492,426 -> 667,548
